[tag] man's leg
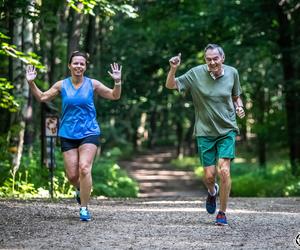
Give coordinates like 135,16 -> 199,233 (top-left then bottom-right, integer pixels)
197,136 -> 219,214
78,143 -> 97,207
203,166 -> 217,195
217,158 -> 231,212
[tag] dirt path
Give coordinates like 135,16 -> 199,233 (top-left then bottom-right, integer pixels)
1,197 -> 300,249
118,148 -> 204,198
1,150 -> 300,249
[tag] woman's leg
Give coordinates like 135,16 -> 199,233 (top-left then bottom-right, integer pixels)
63,148 -> 80,188
78,143 -> 97,207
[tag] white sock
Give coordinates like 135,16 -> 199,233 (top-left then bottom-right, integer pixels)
81,206 -> 87,210
208,189 -> 216,196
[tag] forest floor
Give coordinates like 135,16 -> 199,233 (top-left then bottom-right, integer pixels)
1,148 -> 300,249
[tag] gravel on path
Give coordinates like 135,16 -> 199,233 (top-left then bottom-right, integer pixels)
1,197 -> 300,249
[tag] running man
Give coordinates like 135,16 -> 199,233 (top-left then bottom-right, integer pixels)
165,44 -> 245,225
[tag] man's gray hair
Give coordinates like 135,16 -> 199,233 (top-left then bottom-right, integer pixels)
204,44 -> 225,58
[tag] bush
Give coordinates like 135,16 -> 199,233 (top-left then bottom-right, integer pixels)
170,155 -> 299,197
0,145 -> 138,198
93,163 -> 138,197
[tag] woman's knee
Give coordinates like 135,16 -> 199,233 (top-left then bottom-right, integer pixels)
66,172 -> 79,184
79,162 -> 92,176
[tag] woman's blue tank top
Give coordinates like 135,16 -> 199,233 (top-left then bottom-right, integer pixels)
58,77 -> 101,139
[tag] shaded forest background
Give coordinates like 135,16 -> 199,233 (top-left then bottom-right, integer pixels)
0,0 -> 299,197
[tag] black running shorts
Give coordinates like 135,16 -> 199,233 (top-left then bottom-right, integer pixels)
60,135 -> 100,152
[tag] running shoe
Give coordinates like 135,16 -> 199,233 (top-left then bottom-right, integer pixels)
75,188 -> 81,205
80,207 -> 91,221
206,183 -> 219,214
215,211 -> 228,226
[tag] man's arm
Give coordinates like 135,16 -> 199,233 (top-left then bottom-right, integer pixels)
166,68 -> 178,89
232,95 -> 245,118
165,53 -> 181,89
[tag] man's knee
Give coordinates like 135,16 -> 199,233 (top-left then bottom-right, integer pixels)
218,159 -> 231,180
204,166 -> 217,184
219,167 -> 230,180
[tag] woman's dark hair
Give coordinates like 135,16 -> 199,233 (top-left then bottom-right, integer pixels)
68,51 -> 89,64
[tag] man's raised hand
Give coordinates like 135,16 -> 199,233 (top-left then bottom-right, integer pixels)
169,53 -> 181,68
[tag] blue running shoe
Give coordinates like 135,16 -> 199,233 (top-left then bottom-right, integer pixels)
206,183 -> 219,214
75,188 -> 81,205
215,211 -> 228,226
80,207 -> 91,221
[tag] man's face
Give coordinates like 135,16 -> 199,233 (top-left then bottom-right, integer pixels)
205,48 -> 224,73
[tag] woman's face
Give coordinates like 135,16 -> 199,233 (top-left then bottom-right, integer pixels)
68,56 -> 87,77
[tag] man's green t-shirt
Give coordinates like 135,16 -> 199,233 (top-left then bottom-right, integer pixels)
175,64 -> 242,137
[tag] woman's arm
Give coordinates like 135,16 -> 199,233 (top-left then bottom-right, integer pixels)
93,80 -> 121,100
93,63 -> 122,100
26,65 -> 61,102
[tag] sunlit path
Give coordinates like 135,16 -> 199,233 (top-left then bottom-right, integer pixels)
119,148 -> 205,198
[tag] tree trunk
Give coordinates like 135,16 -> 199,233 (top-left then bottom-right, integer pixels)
277,5 -> 300,175
10,8 -> 30,175
84,14 -> 96,60
257,88 -> 266,168
23,4 -> 35,153
176,121 -> 183,158
67,8 -> 84,71
184,117 -> 195,156
147,109 -> 157,149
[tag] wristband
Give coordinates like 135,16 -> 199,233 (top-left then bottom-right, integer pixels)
114,81 -> 121,86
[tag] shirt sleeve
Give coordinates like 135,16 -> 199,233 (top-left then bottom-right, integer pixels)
175,69 -> 193,93
232,68 -> 242,96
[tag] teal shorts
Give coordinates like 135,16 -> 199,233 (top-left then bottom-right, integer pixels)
196,130 -> 236,167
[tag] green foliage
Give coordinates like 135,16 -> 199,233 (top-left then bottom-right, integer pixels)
171,154 -> 300,197
171,156 -> 199,171
0,78 -> 19,112
0,135 -> 11,184
92,147 -> 139,197
0,171 -> 38,198
67,0 -> 138,17
0,32 -> 44,69
0,144 -> 138,198
284,181 -> 300,196
93,162 -> 138,197
230,162 -> 300,197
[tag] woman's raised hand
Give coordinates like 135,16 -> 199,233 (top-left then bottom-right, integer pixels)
26,65 -> 37,83
108,63 -> 122,83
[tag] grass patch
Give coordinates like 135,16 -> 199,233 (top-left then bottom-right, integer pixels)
0,145 -> 138,198
171,154 -> 300,197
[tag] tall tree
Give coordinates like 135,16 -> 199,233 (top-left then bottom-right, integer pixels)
276,1 -> 300,174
